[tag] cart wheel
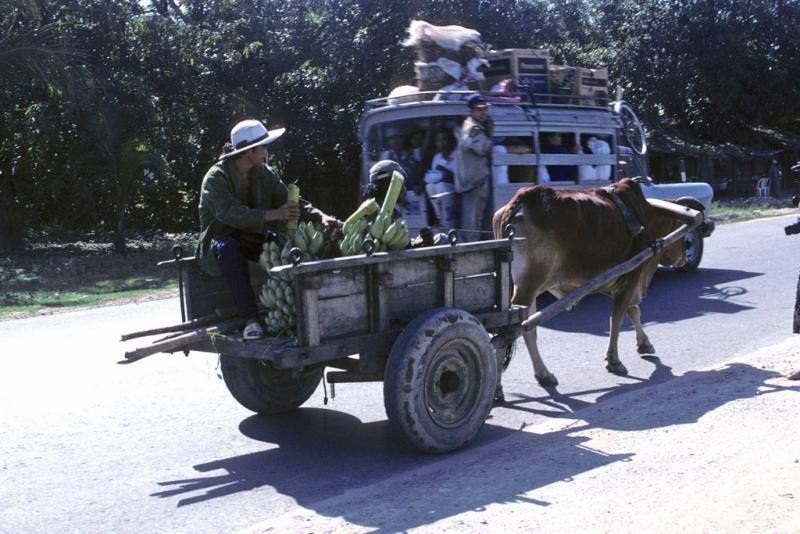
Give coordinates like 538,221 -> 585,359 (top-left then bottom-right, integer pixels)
219,355 -> 322,415
383,308 -> 497,453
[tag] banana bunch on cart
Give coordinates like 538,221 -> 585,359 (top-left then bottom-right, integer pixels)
257,184 -> 344,336
258,220 -> 335,336
339,171 -> 410,256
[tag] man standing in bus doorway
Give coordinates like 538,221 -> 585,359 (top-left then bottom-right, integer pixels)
455,94 -> 493,241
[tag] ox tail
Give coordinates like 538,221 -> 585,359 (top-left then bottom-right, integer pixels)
501,341 -> 516,371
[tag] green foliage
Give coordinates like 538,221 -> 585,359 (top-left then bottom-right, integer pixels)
1,0 -> 799,251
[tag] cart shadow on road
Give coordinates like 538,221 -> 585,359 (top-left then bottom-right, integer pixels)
150,357 -> 798,531
540,267 -> 762,336
150,407 -> 518,508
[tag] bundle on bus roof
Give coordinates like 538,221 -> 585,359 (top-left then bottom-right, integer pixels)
403,20 -> 487,93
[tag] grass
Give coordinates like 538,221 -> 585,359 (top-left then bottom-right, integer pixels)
0,231 -> 193,320
709,198 -> 796,224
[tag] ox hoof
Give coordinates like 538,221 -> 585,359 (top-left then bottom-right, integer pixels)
637,341 -> 656,355
606,361 -> 628,375
493,386 -> 506,405
536,373 -> 558,386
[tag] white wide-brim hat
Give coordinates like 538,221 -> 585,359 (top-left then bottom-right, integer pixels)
220,119 -> 285,160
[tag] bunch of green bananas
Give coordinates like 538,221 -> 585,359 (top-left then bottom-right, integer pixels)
339,218 -> 369,256
339,212 -> 411,256
258,221 -> 332,337
369,212 -> 411,251
259,276 -> 296,336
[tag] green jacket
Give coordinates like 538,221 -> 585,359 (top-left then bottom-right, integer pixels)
195,159 -> 324,276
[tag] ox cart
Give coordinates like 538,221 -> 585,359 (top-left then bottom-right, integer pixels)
124,235 -> 528,453
122,201 -> 701,453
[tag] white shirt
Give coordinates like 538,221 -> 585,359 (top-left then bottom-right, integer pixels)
430,152 -> 456,174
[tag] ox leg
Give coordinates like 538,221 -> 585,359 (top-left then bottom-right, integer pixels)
605,295 -> 631,376
517,293 -> 558,385
627,304 -> 656,354
522,326 -> 558,386
511,280 -> 558,386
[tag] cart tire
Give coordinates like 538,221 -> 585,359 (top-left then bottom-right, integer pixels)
383,308 -> 497,453
219,355 -> 322,415
677,226 -> 704,272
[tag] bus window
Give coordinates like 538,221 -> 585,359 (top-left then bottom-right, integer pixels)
493,136 -> 534,184
540,132 -> 577,181
580,133 -> 614,181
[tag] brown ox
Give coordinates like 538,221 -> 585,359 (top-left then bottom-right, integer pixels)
492,178 -> 685,385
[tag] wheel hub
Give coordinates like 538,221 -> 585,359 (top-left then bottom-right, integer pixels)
424,340 -> 482,428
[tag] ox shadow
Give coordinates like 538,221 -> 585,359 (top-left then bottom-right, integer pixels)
540,267 -> 762,336
500,355 -> 798,432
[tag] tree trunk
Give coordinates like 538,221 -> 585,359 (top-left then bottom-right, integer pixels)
0,159 -> 26,254
112,159 -> 131,256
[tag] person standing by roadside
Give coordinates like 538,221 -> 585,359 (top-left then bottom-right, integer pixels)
195,119 -> 339,339
769,159 -> 783,198
455,94 -> 493,240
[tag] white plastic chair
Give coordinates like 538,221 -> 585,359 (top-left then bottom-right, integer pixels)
755,177 -> 770,198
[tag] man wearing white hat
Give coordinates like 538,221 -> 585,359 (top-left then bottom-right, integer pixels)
195,119 -> 339,339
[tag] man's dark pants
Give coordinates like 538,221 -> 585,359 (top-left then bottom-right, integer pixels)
212,234 -> 261,320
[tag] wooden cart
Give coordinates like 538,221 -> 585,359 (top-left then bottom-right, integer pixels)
125,236 -> 528,453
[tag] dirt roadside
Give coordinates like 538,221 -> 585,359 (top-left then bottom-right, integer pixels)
245,337 -> 800,533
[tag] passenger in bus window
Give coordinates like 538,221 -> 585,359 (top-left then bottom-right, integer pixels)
407,128 -> 430,191
587,135 -> 612,180
430,129 -> 456,181
380,126 -> 416,181
425,130 -> 457,222
541,132 -> 576,181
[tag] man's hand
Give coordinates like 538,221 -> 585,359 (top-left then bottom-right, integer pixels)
321,214 -> 342,229
267,201 -> 300,222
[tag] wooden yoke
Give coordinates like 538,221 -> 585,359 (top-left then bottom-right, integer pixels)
646,198 -> 703,228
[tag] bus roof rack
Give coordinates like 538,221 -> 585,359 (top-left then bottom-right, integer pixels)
365,90 -> 612,112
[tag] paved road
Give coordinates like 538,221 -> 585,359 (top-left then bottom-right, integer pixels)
1,215 -> 797,533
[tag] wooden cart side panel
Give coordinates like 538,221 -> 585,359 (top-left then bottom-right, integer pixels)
454,274 -> 497,312
317,293 -> 370,339
386,283 -> 440,324
316,269 -> 367,300
315,273 -> 499,340
309,250 -> 495,301
453,250 -> 497,278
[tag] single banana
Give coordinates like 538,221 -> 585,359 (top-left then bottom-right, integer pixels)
304,222 -> 316,244
392,233 -> 411,250
381,220 -> 400,244
309,231 -> 323,256
369,215 -> 384,240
